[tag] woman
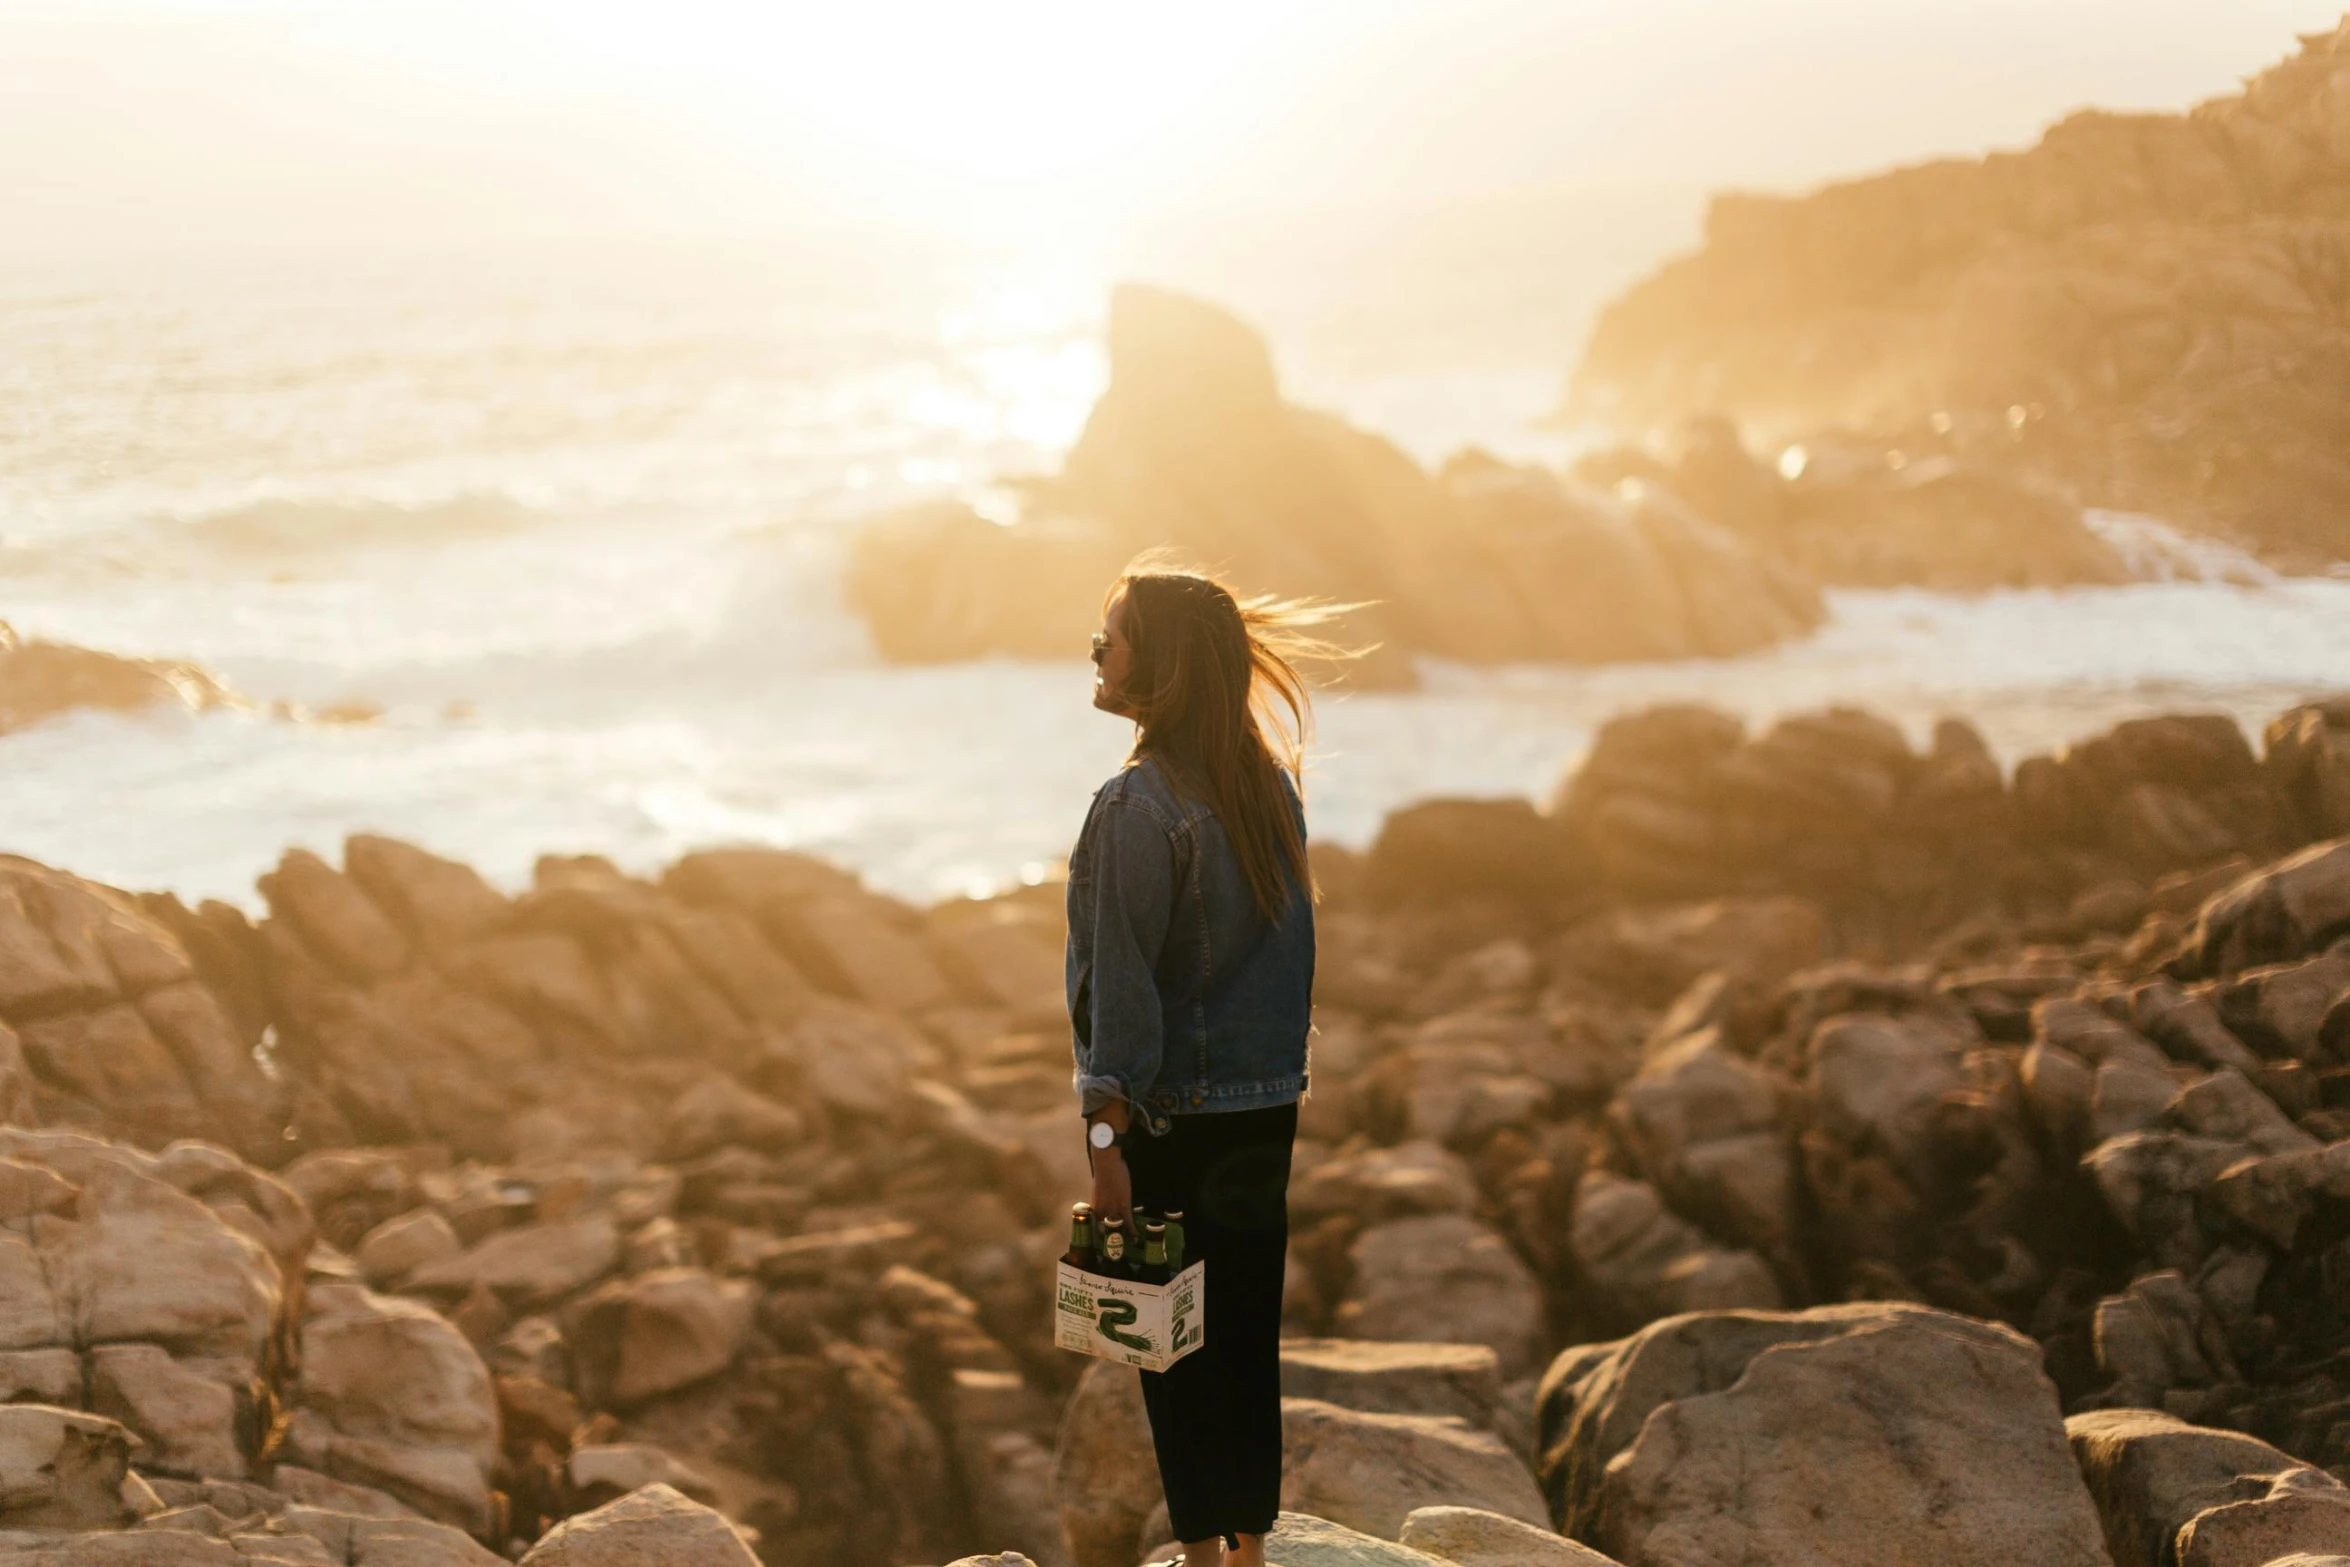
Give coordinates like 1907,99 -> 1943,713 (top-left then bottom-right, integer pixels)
1068,562 -> 1344,1567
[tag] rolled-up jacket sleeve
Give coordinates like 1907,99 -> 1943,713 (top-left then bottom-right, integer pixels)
1072,797 -> 1176,1116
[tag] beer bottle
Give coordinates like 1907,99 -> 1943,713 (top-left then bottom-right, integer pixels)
1064,1202 -> 1096,1272
1141,1222 -> 1170,1285
1162,1210 -> 1186,1274
1097,1220 -> 1130,1279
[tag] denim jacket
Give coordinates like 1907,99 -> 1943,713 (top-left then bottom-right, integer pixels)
1067,756 -> 1313,1135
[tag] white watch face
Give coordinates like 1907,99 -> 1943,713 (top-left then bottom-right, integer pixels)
1089,1121 -> 1114,1149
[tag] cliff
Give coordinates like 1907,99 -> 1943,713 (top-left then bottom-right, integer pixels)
1572,19 -> 2350,568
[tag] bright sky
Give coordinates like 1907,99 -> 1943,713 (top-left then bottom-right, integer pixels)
1,0 -> 2342,252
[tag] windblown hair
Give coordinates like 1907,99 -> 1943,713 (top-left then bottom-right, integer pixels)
1107,557 -> 1363,920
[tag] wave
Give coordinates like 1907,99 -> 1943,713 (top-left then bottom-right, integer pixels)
180,492 -> 546,556
2084,509 -> 2278,586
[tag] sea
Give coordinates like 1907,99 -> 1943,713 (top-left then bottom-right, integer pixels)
4,213 -> 2348,910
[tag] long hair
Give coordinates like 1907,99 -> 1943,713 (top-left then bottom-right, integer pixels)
1107,557 -> 1363,920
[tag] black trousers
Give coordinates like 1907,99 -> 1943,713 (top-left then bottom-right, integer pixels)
1121,1102 -> 1296,1546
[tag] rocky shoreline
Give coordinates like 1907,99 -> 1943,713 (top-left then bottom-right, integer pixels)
0,692 -> 2346,1563
1572,20 -> 2350,573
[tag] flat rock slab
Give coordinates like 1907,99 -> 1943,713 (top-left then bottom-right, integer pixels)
1401,1506 -> 1625,1567
1400,1503 -> 1626,1567
1266,1511 -> 1451,1567
1283,1398 -> 1548,1543
1280,1340 -> 1504,1431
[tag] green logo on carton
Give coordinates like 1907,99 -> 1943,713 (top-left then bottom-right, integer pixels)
1095,1299 -> 1152,1351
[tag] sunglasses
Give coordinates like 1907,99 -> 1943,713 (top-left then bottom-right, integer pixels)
1090,632 -> 1113,666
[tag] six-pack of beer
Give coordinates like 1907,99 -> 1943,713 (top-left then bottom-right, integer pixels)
1052,1203 -> 1206,1373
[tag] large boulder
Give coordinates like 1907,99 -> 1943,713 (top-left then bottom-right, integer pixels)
281,1284 -> 499,1535
0,1138 -> 289,1483
1537,1303 -> 2108,1567
1280,1398 -> 1548,1542
516,1483 -> 758,1567
1052,1362 -> 1163,1567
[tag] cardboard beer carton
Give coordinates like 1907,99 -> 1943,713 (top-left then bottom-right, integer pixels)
1054,1259 -> 1205,1373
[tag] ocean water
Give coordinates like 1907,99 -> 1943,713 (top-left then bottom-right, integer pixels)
3,237 -> 2347,909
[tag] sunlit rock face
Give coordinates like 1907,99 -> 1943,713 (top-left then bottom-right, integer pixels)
1573,21 -> 2350,570
851,284 -> 1823,678
0,620 -> 237,738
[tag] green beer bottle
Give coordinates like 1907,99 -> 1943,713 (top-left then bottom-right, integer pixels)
1141,1222 -> 1170,1285
1162,1210 -> 1186,1274
1063,1202 -> 1096,1273
1097,1219 -> 1130,1279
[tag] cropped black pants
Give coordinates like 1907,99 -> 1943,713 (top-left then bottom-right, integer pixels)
1121,1101 -> 1296,1546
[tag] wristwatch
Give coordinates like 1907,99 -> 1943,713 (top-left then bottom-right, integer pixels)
1087,1119 -> 1125,1153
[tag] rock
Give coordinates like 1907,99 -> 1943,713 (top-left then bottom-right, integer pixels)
87,1344 -> 244,1479
1567,26 -> 2350,568
657,1076 -> 804,1162
849,285 -> 1821,671
1564,1171 -> 1781,1329
354,1210 -> 462,1289
1279,1340 -> 1504,1432
1614,1029 -> 1797,1254
1338,1217 -> 1543,1377
2173,1477 -> 2350,1567
0,1405 -> 139,1528
2091,1272 -> 2233,1403
1804,1011 -> 1973,1184
2209,949 -> 2350,1064
516,1483 -> 758,1567
1399,1506 -> 1624,1567
406,1217 -> 620,1308
768,1000 -> 926,1117
1292,1143 -> 1477,1226
1053,1362 -> 1164,1567
2178,839 -> 2350,980
0,626 -> 237,737
944,1556 -> 1042,1567
1280,1397 -> 1549,1542
1364,801 -> 1571,907
1538,1302 -> 2107,1567
566,1268 -> 753,1409
259,849 -> 411,986
283,1283 -> 498,1534
566,1444 -> 717,1508
1264,1512 -> 1452,1567
2067,1408 -> 2334,1567
2083,1132 -> 2252,1270
2165,1071 -> 2317,1158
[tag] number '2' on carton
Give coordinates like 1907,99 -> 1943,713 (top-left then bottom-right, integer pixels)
1053,1260 -> 1205,1373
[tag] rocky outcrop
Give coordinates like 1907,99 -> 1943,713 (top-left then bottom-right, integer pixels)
0,621 -> 238,738
12,690 -> 2350,1564
1571,22 -> 2350,568
850,286 -> 1825,676
1537,1303 -> 2109,1567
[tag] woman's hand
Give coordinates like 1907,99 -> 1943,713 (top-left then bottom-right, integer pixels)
1089,1145 -> 1133,1229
